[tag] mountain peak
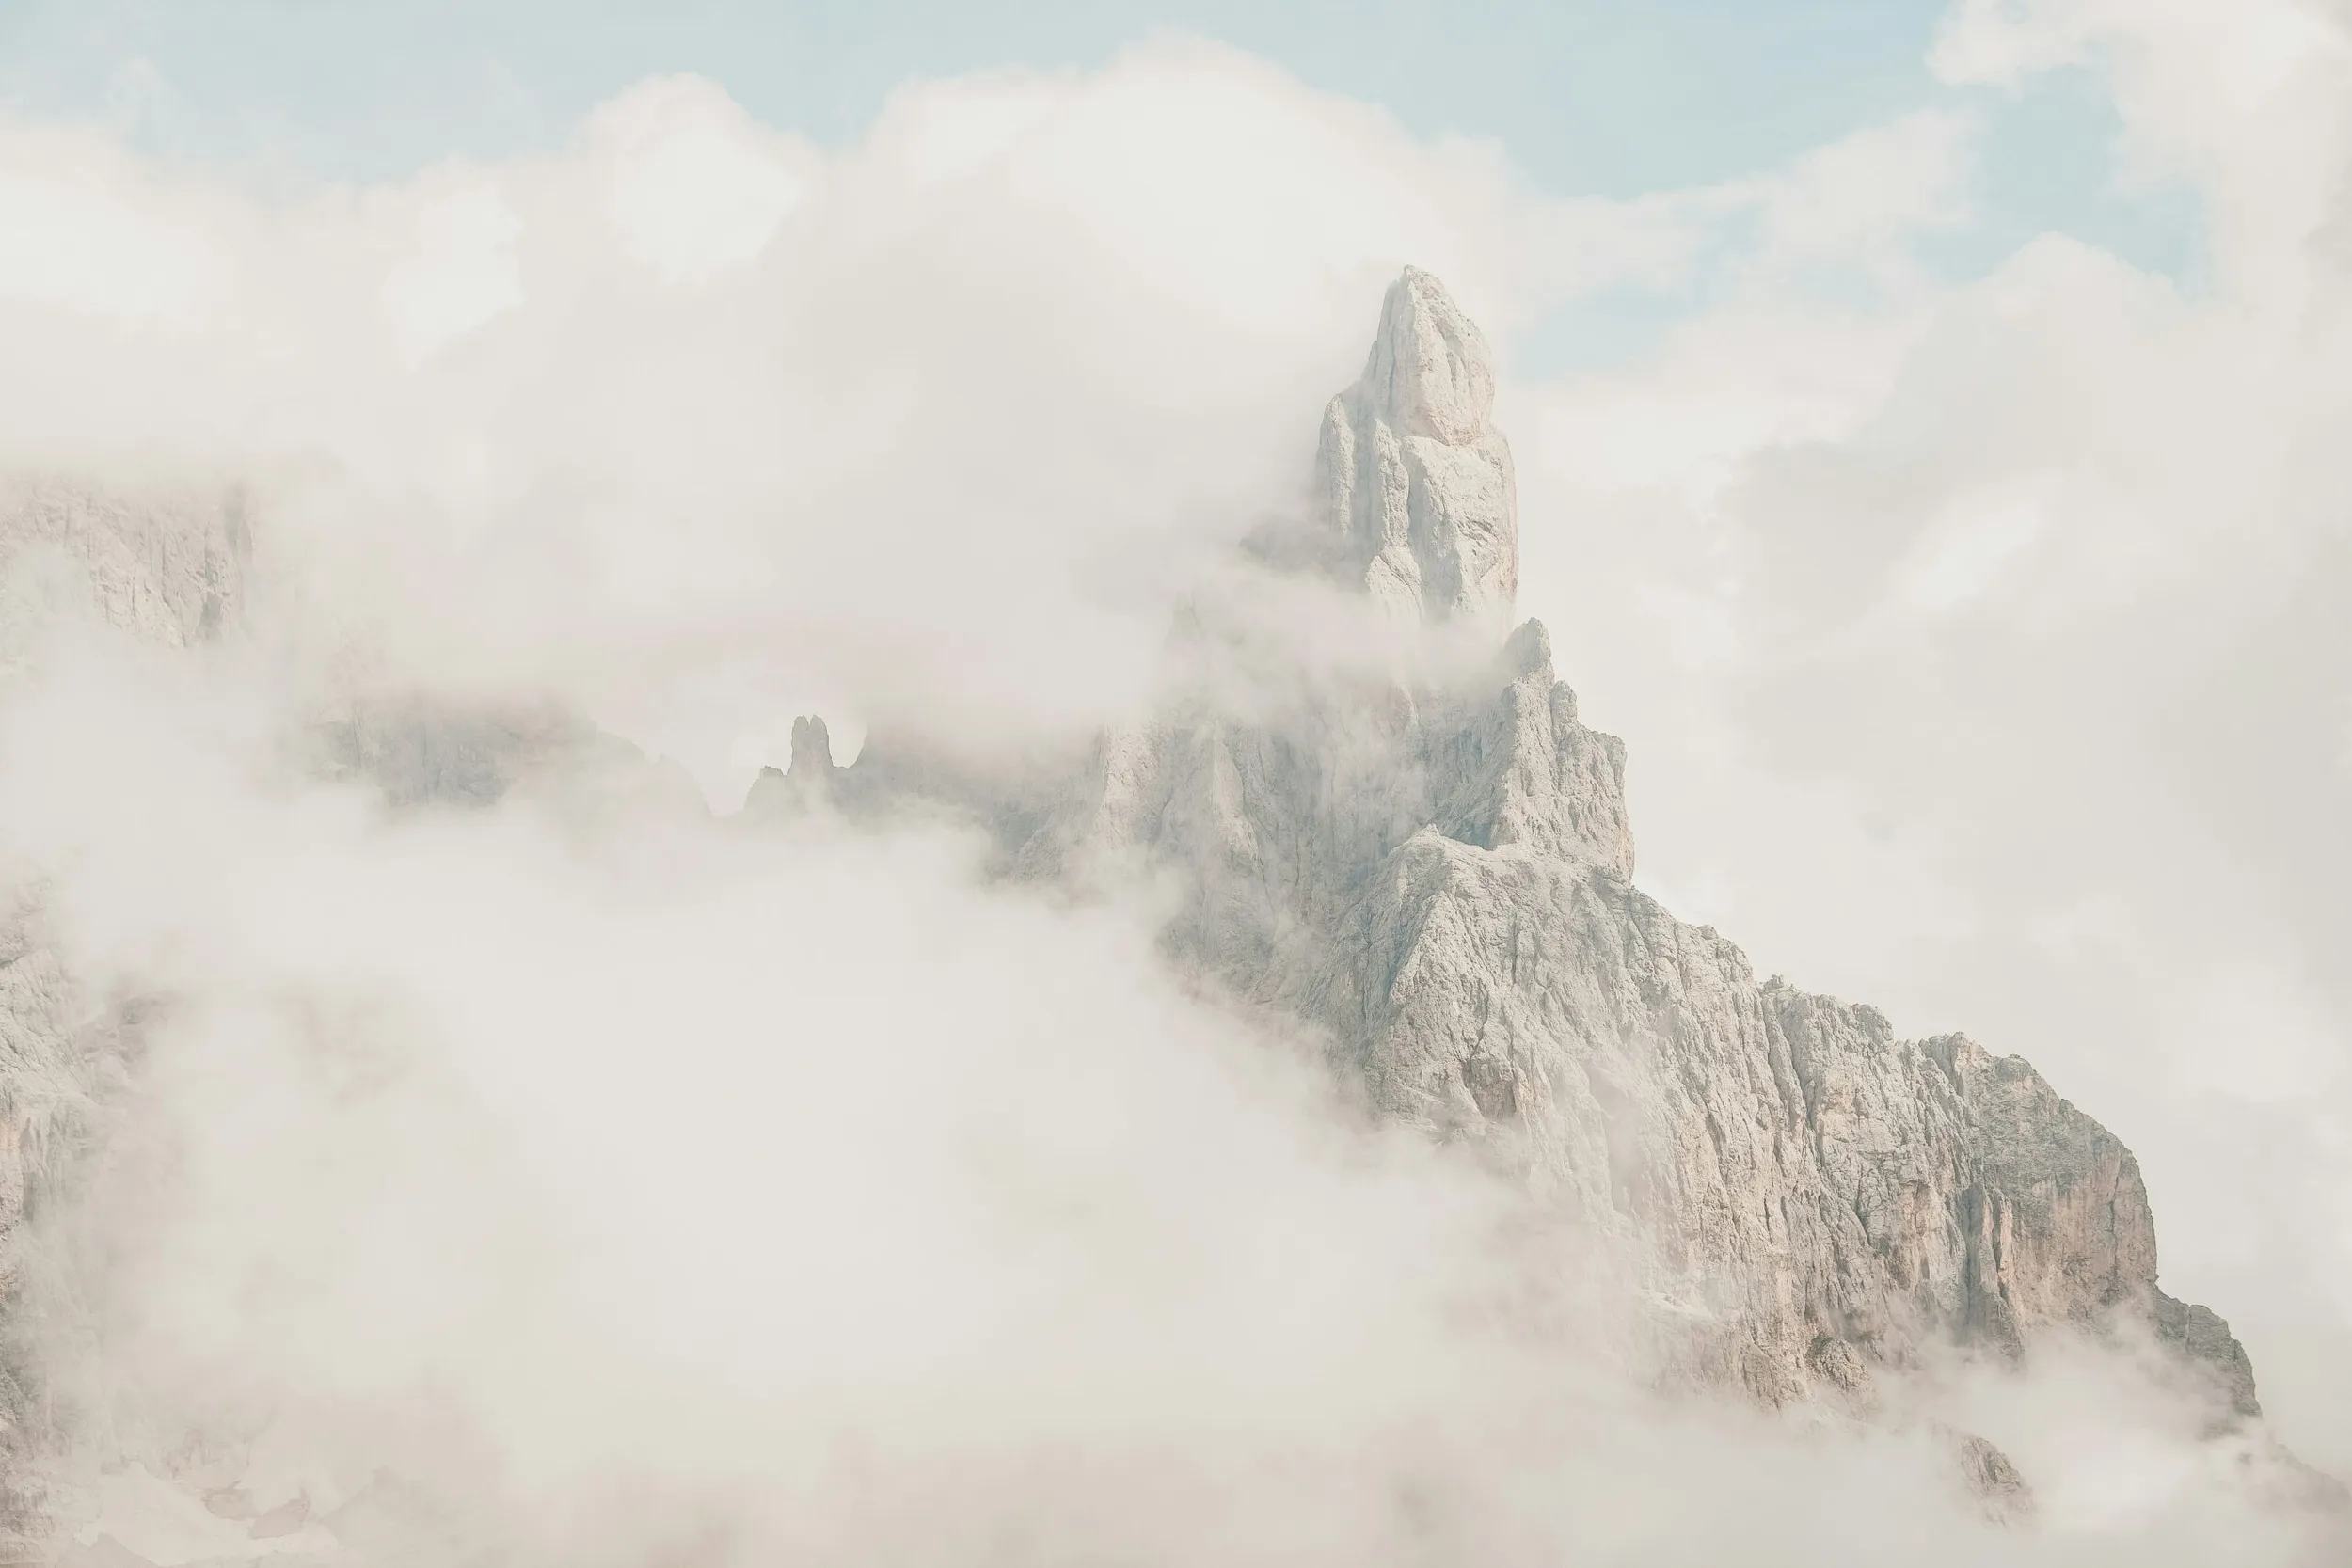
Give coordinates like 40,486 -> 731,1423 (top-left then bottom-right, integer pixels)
1359,266 -> 1498,446
1316,268 -> 1518,626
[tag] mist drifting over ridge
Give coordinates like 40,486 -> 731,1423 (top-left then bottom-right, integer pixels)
4,4 -> 2352,1562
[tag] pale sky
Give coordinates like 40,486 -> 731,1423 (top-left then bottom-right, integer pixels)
2,0 -> 2200,316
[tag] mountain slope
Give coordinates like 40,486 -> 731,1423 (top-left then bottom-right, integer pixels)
803,269 -> 2283,1462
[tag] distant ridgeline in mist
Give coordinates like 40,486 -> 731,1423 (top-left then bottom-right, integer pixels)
0,271 -> 2342,1559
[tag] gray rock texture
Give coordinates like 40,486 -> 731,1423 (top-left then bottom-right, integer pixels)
1,477 -> 248,675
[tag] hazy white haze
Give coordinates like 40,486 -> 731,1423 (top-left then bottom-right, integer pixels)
2,1 -> 2349,1562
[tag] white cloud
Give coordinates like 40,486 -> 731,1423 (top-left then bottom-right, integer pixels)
1511,0 -> 2352,1476
593,75 -> 811,286
1900,490 -> 2046,611
378,174 -> 525,363
0,126 -> 225,325
1934,0 -> 2352,292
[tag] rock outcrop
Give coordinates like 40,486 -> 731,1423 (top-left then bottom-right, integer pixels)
743,716 -> 841,816
811,270 -> 2303,1488
1315,267 -> 1518,626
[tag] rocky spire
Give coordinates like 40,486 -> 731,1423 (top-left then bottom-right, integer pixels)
744,714 -> 839,816
788,715 -> 836,778
1315,267 -> 1518,626
1359,265 -> 1499,445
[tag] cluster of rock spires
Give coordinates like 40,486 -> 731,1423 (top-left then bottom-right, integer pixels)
0,270 -> 2335,1554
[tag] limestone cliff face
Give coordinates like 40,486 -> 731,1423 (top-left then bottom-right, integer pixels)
1,477 -> 249,664
1315,836 -> 2219,1408
846,271 -> 2275,1442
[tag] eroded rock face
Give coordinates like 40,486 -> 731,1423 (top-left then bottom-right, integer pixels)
0,478 -> 249,657
0,277 -> 2329,1541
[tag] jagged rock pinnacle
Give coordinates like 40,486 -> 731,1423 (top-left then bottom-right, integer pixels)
1361,265 -> 1498,444
743,715 -> 839,816
789,715 -> 836,777
1316,268 -> 1518,626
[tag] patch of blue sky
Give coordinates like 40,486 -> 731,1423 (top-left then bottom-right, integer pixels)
0,0 -> 1971,189
0,0 -> 2203,365
1515,73 -> 2203,377
1941,63 -> 2205,290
